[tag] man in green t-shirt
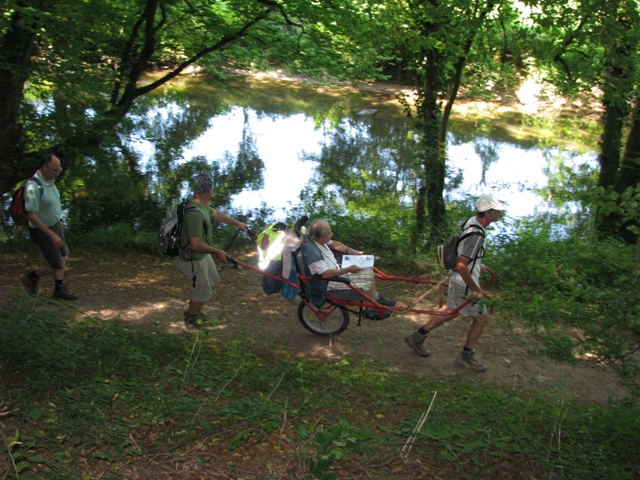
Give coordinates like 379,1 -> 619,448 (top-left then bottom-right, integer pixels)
177,171 -> 247,327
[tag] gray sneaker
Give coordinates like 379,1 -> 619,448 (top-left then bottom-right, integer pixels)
404,332 -> 431,357
21,274 -> 39,296
455,349 -> 487,372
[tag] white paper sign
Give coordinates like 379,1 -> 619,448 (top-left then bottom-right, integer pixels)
341,255 -> 374,269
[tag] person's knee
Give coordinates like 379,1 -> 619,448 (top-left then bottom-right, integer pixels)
45,254 -> 65,271
424,312 -> 457,330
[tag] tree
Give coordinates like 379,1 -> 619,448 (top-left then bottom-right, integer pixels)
0,0 -> 385,202
383,0 -> 508,247
529,0 -> 640,241
0,0 -> 53,185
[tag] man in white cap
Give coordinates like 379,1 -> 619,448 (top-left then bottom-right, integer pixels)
404,194 -> 506,372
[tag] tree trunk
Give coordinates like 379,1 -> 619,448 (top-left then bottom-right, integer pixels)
595,102 -> 625,238
0,0 -> 51,193
418,51 -> 446,246
594,3 -> 637,238
413,0 -> 494,248
617,101 -> 640,193
597,103 -> 625,191
616,100 -> 640,242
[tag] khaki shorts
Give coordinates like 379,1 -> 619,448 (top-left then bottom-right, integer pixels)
447,281 -> 487,317
177,255 -> 221,302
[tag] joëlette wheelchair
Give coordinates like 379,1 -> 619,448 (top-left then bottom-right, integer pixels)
228,228 -> 491,337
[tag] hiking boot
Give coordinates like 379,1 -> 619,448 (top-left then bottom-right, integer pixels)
455,349 -> 487,372
183,311 -> 206,328
363,308 -> 391,320
21,274 -> 40,296
405,332 -> 431,357
376,293 -> 397,307
53,284 -> 78,301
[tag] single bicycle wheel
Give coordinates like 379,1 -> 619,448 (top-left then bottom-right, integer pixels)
297,301 -> 350,336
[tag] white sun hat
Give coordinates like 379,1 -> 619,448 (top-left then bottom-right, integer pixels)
475,195 -> 507,212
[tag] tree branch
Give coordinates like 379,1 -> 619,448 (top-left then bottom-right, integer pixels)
131,7 -> 274,100
552,12 -> 592,83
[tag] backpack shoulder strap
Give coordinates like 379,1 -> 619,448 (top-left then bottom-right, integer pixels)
458,216 -> 485,241
458,228 -> 485,243
178,202 -> 209,261
184,204 -> 208,234
28,176 -> 44,198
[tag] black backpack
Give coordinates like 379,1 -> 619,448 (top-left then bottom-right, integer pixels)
437,217 -> 485,270
9,176 -> 44,226
157,200 -> 205,257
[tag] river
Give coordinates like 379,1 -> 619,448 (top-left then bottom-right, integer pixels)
133,72 -> 599,223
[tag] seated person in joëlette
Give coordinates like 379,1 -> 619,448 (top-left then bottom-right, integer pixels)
299,220 -> 396,319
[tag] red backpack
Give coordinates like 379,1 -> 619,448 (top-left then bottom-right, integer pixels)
9,176 -> 44,226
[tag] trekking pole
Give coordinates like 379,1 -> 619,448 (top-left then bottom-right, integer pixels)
224,228 -> 258,252
224,229 -> 242,252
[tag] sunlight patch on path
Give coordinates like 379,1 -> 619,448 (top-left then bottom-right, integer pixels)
84,299 -> 184,322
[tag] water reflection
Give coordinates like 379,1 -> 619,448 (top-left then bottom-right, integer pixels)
130,74 -> 597,222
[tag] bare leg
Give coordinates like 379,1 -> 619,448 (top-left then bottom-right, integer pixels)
464,313 -> 490,349
34,256 -> 66,280
188,300 -> 204,316
364,277 -> 378,297
405,311 -> 459,357
53,256 -> 67,281
420,311 -> 459,333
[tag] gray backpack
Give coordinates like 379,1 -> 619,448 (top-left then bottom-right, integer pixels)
157,200 -> 205,257
437,218 -> 485,270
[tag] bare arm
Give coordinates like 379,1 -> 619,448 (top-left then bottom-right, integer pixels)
328,240 -> 363,255
319,263 -> 362,279
189,236 -> 229,263
211,210 -> 247,231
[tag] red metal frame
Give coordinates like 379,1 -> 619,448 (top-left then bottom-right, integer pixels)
228,257 -> 494,319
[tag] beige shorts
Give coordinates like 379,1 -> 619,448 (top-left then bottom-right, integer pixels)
177,255 -> 221,302
447,281 -> 487,317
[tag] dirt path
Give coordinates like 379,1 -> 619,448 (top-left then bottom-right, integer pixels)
1,244 -> 628,405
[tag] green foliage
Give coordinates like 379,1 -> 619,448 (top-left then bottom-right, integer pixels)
0,300 -> 639,477
588,184 -> 640,245
489,215 -> 640,381
0,428 -> 44,477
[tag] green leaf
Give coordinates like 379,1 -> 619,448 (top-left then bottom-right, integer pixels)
437,451 -> 456,462
228,434 -> 244,450
93,452 -> 114,462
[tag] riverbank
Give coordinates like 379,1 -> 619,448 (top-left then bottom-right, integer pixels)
142,66 -> 602,152
216,67 -> 603,151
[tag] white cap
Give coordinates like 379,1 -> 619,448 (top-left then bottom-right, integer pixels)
475,195 -> 507,212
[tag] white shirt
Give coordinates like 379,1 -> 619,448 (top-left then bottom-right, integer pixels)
308,240 -> 349,290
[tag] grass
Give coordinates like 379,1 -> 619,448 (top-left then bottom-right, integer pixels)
0,297 -> 639,479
